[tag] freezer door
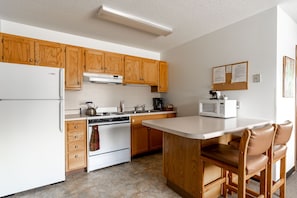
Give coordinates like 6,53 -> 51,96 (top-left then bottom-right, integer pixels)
0,62 -> 64,100
0,100 -> 65,197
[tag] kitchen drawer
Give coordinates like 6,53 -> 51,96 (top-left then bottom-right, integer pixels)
67,151 -> 86,170
67,131 -> 85,142
131,114 -> 167,125
66,120 -> 86,132
68,141 -> 85,152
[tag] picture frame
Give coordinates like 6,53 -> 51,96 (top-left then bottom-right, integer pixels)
283,56 -> 295,98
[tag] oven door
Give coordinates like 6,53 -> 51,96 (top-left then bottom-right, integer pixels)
88,122 -> 131,156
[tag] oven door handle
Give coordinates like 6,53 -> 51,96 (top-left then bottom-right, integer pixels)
88,121 -> 130,126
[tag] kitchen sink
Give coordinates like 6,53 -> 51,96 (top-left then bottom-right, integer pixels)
124,110 -> 162,114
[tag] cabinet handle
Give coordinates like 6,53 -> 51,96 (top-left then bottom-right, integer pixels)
74,125 -> 78,129
29,58 -> 33,62
74,135 -> 78,139
75,154 -> 78,158
75,145 -> 78,149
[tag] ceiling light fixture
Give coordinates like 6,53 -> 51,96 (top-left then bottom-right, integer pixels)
97,5 -> 172,36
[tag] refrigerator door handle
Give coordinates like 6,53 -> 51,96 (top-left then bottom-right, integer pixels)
59,101 -> 63,133
59,69 -> 64,99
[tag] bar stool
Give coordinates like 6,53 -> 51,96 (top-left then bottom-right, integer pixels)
267,120 -> 293,198
228,121 -> 293,197
198,124 -> 276,198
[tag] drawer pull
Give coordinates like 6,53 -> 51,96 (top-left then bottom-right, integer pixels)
75,145 -> 78,149
74,135 -> 78,139
74,125 -> 78,129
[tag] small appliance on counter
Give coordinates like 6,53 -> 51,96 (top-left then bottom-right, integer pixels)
209,90 -> 222,99
199,99 -> 237,118
153,97 -> 164,110
164,104 -> 174,111
85,101 -> 97,116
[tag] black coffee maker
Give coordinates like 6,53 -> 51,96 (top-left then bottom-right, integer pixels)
153,98 -> 164,110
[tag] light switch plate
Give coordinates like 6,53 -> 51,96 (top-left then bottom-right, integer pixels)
253,74 -> 261,83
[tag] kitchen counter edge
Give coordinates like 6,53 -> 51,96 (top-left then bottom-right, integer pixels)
65,111 -> 176,121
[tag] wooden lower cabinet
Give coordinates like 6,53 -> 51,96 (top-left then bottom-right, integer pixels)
131,113 -> 176,157
148,128 -> 163,151
65,120 -> 87,172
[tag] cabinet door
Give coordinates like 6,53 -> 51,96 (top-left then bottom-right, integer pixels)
149,128 -> 163,151
124,56 -> 142,83
84,49 -> 105,73
158,61 -> 168,92
65,46 -> 82,90
105,52 -> 124,75
2,33 -> 35,65
142,58 -> 158,85
35,40 -> 65,68
131,124 -> 149,156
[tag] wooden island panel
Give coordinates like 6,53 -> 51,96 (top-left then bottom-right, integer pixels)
163,133 -> 223,197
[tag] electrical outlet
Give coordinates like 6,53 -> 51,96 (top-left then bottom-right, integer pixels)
253,74 -> 261,83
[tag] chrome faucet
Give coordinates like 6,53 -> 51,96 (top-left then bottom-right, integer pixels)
134,104 -> 145,112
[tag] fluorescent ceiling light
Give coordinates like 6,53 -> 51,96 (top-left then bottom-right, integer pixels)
97,5 -> 172,36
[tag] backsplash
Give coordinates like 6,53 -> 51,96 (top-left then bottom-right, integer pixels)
65,82 -> 161,114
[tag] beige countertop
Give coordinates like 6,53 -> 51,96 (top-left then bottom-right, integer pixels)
65,111 -> 176,121
142,116 -> 271,140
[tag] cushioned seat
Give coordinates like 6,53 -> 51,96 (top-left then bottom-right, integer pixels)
202,144 -> 268,175
273,145 -> 287,160
199,124 -> 276,198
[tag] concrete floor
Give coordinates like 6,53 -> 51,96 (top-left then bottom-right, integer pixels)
7,153 -> 297,198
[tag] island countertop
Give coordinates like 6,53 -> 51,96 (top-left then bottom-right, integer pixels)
142,115 -> 272,140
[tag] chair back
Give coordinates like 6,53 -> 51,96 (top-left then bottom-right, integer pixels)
245,124 -> 275,156
274,120 -> 293,145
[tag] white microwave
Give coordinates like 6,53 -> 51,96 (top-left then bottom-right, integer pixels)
199,99 -> 237,118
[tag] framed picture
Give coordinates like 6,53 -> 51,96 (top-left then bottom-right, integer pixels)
283,56 -> 295,98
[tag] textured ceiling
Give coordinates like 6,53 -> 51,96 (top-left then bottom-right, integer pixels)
0,0 -> 296,52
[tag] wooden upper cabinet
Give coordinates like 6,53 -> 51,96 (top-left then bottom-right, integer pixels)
142,58 -> 158,85
1,33 -> 35,65
124,55 -> 143,83
65,46 -> 83,90
124,56 -> 159,85
84,48 -> 105,73
35,40 -> 65,68
158,61 -> 168,92
105,52 -> 124,75
0,34 -> 2,61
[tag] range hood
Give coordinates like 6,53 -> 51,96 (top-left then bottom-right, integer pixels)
83,72 -> 123,84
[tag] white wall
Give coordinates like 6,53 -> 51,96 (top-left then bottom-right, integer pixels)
162,8 -> 277,120
276,6 -> 297,174
0,19 -> 161,113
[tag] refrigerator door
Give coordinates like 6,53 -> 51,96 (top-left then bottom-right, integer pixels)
0,62 -> 64,100
0,100 -> 65,197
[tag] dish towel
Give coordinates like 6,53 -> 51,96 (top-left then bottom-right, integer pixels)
90,125 -> 100,151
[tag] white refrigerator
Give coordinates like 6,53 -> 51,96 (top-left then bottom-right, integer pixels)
0,62 -> 65,197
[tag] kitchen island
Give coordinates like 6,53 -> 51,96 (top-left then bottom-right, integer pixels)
142,116 -> 271,198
